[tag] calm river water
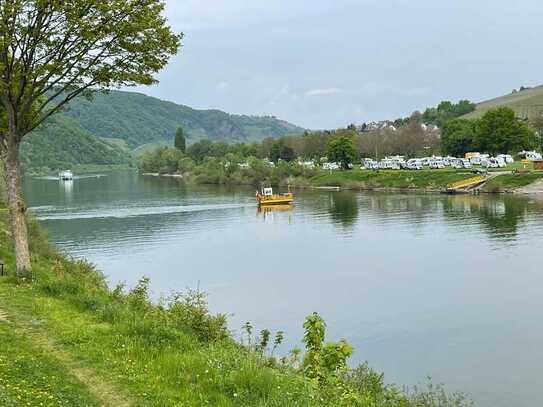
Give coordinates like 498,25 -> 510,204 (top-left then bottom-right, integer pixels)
23,171 -> 543,407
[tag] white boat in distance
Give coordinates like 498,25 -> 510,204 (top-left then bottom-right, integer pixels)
59,170 -> 74,181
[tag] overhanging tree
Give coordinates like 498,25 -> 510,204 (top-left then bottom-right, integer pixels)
0,0 -> 181,274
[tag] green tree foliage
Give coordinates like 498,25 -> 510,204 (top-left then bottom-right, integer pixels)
441,119 -> 477,157
476,107 -> 537,155
529,115 -> 543,150
186,139 -> 262,164
530,114 -> 543,134
137,147 -> 192,174
327,135 -> 357,169
441,108 -> 538,156
421,100 -> 476,126
174,127 -> 186,152
300,131 -> 330,159
302,312 -> 353,385
186,139 -> 215,163
303,313 -> 327,382
137,144 -> 318,187
21,115 -> 131,172
270,140 -> 296,163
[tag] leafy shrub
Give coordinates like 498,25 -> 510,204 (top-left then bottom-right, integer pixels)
27,215 -> 59,260
167,288 -> 228,343
302,312 -> 353,385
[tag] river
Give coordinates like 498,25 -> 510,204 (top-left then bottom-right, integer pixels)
23,170 -> 543,407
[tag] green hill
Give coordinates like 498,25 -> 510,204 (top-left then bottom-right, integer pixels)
21,90 -> 304,171
21,115 -> 133,172
59,91 -> 304,147
462,85 -> 543,120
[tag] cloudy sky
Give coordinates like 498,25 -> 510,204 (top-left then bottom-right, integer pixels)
136,0 -> 543,129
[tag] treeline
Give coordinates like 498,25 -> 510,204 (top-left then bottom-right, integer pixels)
389,99 -> 476,128
137,118 -> 442,183
138,103 -> 542,182
441,107 -> 539,157
354,121 -> 440,158
137,146 -> 319,186
180,121 -> 440,163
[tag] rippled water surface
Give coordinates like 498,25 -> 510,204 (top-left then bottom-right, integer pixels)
24,171 -> 543,407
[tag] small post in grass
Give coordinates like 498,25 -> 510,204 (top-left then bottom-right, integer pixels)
0,263 -> 4,276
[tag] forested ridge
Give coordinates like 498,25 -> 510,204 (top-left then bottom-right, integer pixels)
21,115 -> 132,172
21,90 -> 304,171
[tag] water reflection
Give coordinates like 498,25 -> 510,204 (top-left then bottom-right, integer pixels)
59,180 -> 74,202
257,204 -> 294,214
441,194 -> 543,242
355,194 -> 439,235
327,192 -> 359,231
257,205 -> 294,222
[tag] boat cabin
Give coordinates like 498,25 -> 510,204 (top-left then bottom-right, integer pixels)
59,170 -> 74,181
262,187 -> 273,196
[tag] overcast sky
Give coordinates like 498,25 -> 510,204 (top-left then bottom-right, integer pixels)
135,0 -> 543,129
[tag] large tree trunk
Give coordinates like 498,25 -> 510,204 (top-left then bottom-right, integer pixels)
1,140 -> 31,275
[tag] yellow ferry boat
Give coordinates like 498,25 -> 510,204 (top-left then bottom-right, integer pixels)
256,187 -> 294,206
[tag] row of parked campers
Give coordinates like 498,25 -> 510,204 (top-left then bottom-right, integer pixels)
362,154 -> 515,171
470,154 -> 514,168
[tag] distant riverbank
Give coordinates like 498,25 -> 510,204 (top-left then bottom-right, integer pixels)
25,163 -> 134,177
141,168 -> 543,194
311,169 -> 543,193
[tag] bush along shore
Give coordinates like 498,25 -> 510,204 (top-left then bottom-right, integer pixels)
0,204 -> 473,406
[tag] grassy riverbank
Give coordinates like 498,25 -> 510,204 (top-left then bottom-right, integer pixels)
141,165 -> 543,195
481,172 -> 543,192
0,216 -> 315,406
136,145 -> 543,193
0,202 -> 473,406
309,169 -> 476,191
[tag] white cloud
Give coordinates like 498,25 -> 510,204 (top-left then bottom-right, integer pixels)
305,88 -> 342,97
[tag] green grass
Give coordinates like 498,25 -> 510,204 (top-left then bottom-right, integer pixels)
482,172 -> 543,192
0,319 -> 101,406
310,169 -> 476,190
0,281 -> 319,406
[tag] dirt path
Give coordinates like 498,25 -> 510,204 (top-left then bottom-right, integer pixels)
515,179 -> 543,194
0,302 -> 132,407
29,330 -> 133,407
